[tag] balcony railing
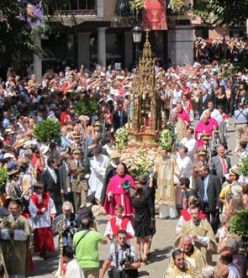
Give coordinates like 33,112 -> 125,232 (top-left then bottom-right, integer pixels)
61,0 -> 96,15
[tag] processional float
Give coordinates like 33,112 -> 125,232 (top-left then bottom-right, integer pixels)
128,30 -> 166,145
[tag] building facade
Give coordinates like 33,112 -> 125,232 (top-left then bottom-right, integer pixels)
36,0 -> 245,79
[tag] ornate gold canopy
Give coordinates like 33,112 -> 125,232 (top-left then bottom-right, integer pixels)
129,30 -> 162,144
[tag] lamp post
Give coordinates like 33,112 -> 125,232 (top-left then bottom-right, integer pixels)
246,19 -> 248,37
132,26 -> 142,66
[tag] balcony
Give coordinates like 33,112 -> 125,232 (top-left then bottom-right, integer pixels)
61,0 -> 96,15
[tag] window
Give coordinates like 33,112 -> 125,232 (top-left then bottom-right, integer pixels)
70,0 -> 96,10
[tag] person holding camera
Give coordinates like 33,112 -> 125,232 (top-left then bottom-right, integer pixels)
100,230 -> 141,278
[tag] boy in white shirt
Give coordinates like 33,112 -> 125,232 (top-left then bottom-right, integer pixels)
56,246 -> 84,278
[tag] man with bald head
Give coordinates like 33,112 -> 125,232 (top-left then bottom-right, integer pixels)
180,236 -> 206,271
175,206 -> 217,265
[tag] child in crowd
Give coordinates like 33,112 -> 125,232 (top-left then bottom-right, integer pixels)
104,205 -> 134,240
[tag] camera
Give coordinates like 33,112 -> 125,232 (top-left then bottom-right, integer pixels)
119,248 -> 134,269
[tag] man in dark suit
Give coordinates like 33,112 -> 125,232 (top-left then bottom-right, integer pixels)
41,157 -> 62,213
211,145 -> 231,184
198,88 -> 213,116
112,100 -> 128,131
195,164 -> 221,233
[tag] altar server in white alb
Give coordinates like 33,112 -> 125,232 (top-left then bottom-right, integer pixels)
88,145 -> 109,202
29,182 -> 56,259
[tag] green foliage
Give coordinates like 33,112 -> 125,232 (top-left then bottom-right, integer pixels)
229,209 -> 248,241
129,0 -> 145,11
0,167 -> 8,192
170,0 -> 184,12
75,98 -> 99,116
193,0 -> 248,26
114,127 -> 129,150
159,128 -> 174,152
240,157 -> 248,177
34,119 -> 61,145
0,0 -> 70,66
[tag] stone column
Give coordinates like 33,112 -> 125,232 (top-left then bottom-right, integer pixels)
33,35 -> 42,83
97,0 -> 104,17
97,27 -> 107,66
125,31 -> 133,68
78,32 -> 90,69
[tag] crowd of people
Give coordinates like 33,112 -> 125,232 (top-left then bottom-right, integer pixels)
194,36 -> 248,65
0,55 -> 247,278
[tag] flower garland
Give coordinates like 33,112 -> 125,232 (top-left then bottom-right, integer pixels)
114,127 -> 129,150
121,147 -> 156,178
159,129 -> 174,152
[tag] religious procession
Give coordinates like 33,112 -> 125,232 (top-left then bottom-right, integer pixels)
0,29 -> 247,278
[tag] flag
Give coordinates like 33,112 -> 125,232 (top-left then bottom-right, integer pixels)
19,1 -> 44,28
143,0 -> 167,30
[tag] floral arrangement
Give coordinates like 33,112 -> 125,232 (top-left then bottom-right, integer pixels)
114,127 -> 129,150
170,0 -> 184,12
159,128 -> 174,152
129,0 -> 145,11
34,119 -> 61,145
240,156 -> 248,177
229,209 -> 248,242
0,167 -> 8,193
121,147 -> 156,178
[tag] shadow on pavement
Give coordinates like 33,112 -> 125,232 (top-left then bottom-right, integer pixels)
28,251 -> 59,277
150,245 -> 174,263
139,270 -> 150,277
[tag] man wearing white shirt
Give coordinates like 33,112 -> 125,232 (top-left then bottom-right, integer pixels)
175,146 -> 193,181
88,146 -> 109,202
200,100 -> 223,125
180,128 -> 197,161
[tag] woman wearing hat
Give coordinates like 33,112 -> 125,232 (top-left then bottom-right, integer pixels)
5,168 -> 22,201
29,183 -> 56,259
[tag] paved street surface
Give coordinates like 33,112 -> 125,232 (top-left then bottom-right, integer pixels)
28,219 -> 177,278
28,120 -> 238,277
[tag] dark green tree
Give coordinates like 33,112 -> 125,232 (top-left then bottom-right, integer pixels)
0,0 -> 69,70
193,0 -> 248,26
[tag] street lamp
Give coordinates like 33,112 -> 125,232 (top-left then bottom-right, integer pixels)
132,26 -> 142,66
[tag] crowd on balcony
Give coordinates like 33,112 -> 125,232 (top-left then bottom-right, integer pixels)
194,37 -> 248,65
0,57 -> 247,278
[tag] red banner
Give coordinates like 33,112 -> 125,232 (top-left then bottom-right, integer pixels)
143,0 -> 167,30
